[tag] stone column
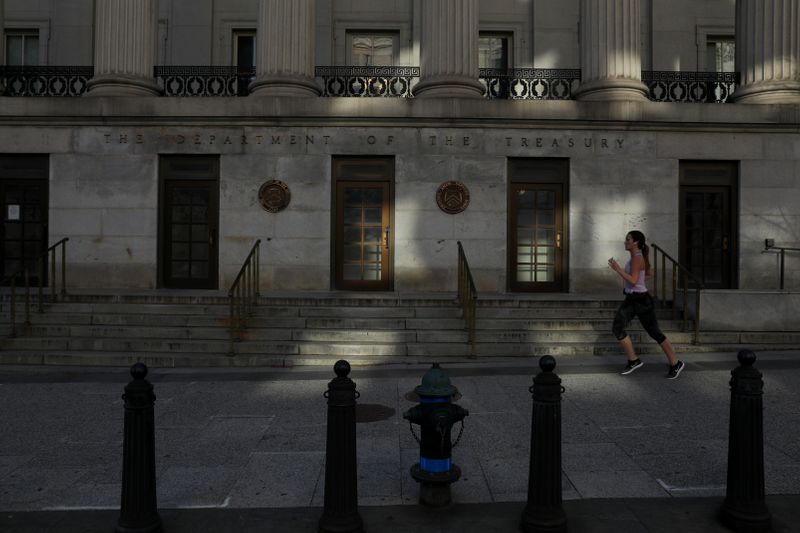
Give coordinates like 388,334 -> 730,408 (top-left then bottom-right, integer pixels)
734,0 -> 800,104
413,0 -> 484,98
575,0 -> 648,101
86,0 -> 160,96
249,0 -> 320,97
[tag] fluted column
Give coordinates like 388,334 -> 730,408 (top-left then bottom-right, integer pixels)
86,0 -> 160,96
413,0 -> 484,98
734,0 -> 800,104
575,0 -> 648,101
249,0 -> 320,97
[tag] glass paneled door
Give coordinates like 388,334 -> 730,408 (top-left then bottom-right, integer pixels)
680,186 -> 733,288
1,180 -> 48,284
162,180 -> 219,289
335,181 -> 392,290
509,183 -> 564,292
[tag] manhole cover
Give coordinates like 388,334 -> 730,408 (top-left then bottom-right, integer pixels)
355,403 -> 395,423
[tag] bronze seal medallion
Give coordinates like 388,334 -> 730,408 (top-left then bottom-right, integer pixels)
258,180 -> 290,213
436,181 -> 470,214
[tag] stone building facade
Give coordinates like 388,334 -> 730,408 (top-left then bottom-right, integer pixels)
0,0 -> 798,296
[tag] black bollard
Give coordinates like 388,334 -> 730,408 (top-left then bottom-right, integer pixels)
521,355 -> 567,533
720,350 -> 772,532
319,360 -> 364,533
117,363 -> 162,533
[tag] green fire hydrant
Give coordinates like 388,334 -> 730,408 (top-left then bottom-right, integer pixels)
403,363 -> 469,507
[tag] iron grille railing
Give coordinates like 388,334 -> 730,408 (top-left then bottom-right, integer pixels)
155,66 -> 256,96
479,68 -> 581,100
315,66 -> 418,97
0,66 -> 93,96
642,71 -> 739,103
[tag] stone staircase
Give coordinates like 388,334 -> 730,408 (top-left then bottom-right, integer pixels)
0,291 -> 797,367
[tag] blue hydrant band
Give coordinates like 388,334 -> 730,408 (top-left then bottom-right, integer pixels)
420,396 -> 449,404
420,457 -> 451,473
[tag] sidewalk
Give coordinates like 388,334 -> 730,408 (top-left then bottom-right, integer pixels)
1,351 -> 799,532
3,496 -> 799,532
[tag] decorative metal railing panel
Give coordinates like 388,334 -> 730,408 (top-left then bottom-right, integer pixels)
0,66 -> 94,96
642,71 -> 739,103
315,66 -> 419,97
155,66 -> 256,96
479,68 -> 581,100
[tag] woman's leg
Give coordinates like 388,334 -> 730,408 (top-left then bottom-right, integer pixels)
637,296 -> 678,366
613,299 -> 638,361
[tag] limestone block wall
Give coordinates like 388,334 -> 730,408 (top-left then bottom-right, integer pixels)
50,152 -> 158,288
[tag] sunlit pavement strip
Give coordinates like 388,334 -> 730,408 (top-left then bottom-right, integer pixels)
1,350 -> 799,511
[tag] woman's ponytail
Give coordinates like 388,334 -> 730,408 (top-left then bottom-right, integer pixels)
628,230 -> 651,272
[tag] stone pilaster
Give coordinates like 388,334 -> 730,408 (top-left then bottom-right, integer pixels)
413,0 -> 484,98
86,0 -> 160,96
575,0 -> 648,101
734,0 -> 800,104
249,0 -> 320,97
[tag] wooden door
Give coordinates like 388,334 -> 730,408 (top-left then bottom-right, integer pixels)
509,183 -> 565,292
335,181 -> 392,290
159,156 -> 219,289
679,161 -> 737,289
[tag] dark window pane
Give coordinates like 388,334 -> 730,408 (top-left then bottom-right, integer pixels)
344,188 -> 363,204
171,243 -> 190,260
172,224 -> 190,241
363,208 -> 382,224
191,224 -> 208,242
191,262 -> 208,279
344,227 -> 361,242
191,243 -> 209,261
171,261 -> 190,278
344,208 -> 361,224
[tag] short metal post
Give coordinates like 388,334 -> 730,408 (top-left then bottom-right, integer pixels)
10,278 -> 17,338
117,363 -> 162,533
228,293 -> 235,356
521,355 -> 567,533
720,350 -> 771,532
60,242 -> 66,297
37,257 -> 44,313
23,268 -> 31,334
50,249 -> 56,301
779,249 -> 785,290
319,360 -> 363,533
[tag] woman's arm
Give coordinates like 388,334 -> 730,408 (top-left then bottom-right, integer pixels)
609,255 -> 644,285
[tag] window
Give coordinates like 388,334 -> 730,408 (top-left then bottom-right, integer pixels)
706,36 -> 734,73
6,30 -> 40,66
479,33 -> 511,70
233,30 -> 256,70
347,32 -> 398,66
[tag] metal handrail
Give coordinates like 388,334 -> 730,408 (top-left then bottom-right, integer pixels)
651,243 -> 704,344
2,238 -> 69,338
228,239 -> 261,355
456,241 -> 477,356
763,240 -> 800,290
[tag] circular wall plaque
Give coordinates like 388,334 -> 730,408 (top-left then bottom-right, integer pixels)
436,181 -> 470,214
258,180 -> 291,213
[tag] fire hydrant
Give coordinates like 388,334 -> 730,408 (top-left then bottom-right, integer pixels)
404,363 -> 468,507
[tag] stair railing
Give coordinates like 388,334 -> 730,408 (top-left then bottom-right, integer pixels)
457,241 -> 477,356
651,243 -> 704,344
763,240 -> 800,290
2,238 -> 69,338
228,239 -> 261,355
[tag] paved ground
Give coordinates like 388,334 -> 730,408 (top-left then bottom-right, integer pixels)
1,350 -> 799,532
